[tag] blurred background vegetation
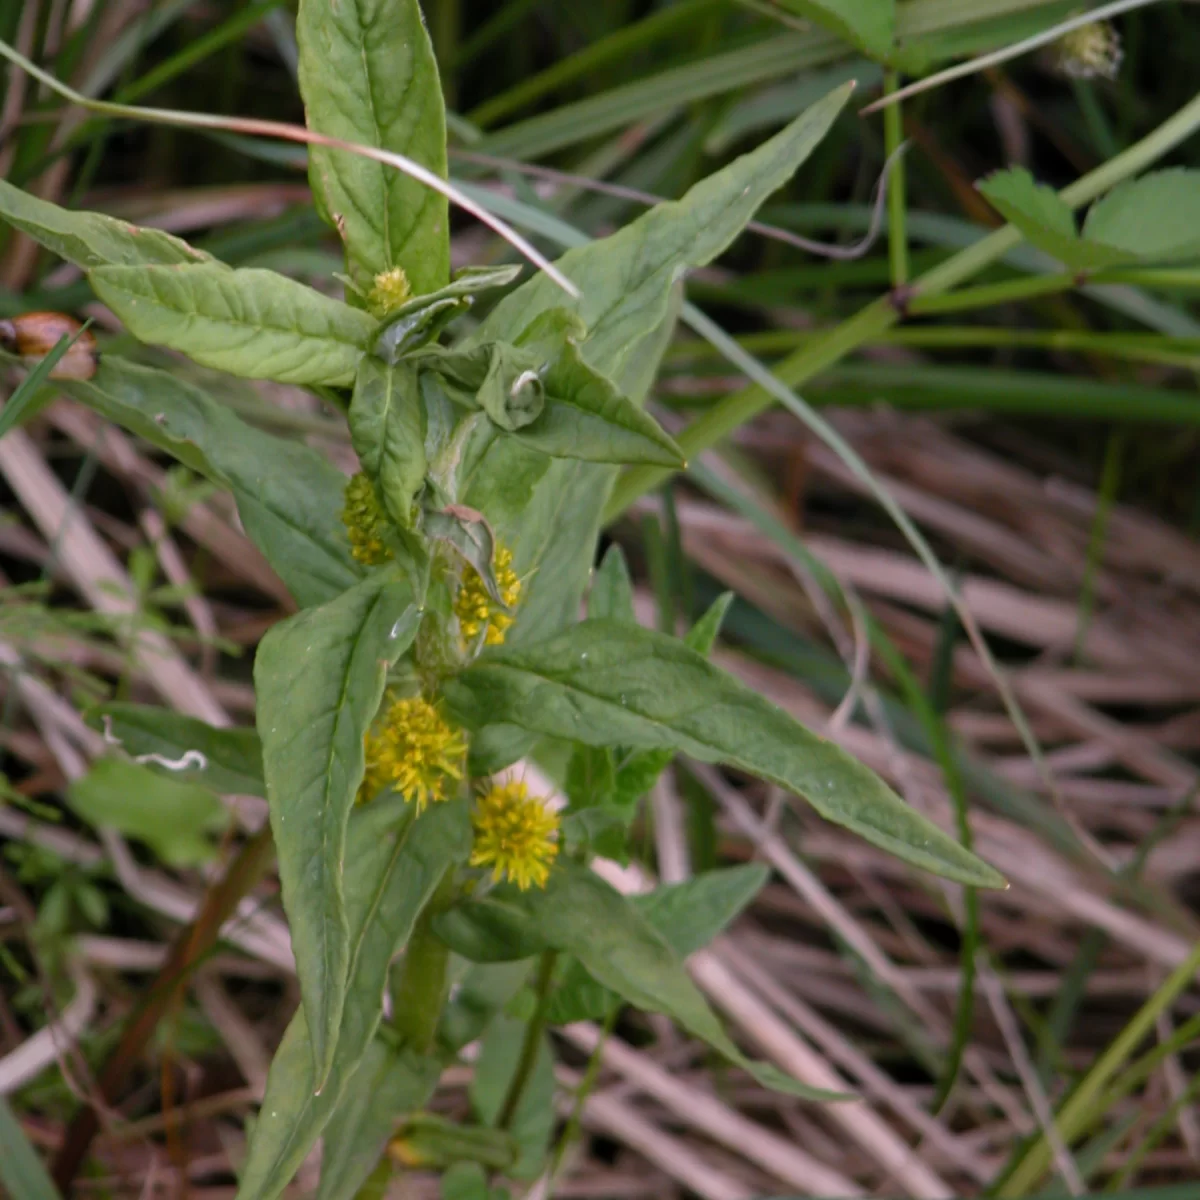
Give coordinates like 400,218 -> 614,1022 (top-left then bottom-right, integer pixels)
2,2 -> 1200,1197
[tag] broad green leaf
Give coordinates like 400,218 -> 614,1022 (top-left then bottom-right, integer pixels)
237,796 -> 470,1200
297,0 -> 449,298
513,340 -> 684,467
477,83 -> 853,384
256,573 -> 424,1087
418,342 -> 545,431
89,263 -> 375,386
350,359 -> 426,527
431,892 -> 551,964
977,167 -> 1131,270
471,1015 -> 556,1179
0,177 -> 207,269
775,0 -> 894,59
546,864 -> 769,1025
609,592 -> 736,811
518,864 -> 846,1099
316,1045 -> 441,1200
588,545 -> 635,623
470,86 -> 851,641
92,703 -> 264,796
66,758 -> 226,867
0,1096 -> 61,1200
63,356 -> 360,607
445,620 -> 1005,888
1083,169 -> 1200,263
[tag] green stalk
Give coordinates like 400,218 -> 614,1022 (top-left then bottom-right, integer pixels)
495,950 -> 559,1131
390,872 -> 457,1053
607,85 -> 1200,518
998,939 -> 1200,1197
882,70 -> 908,288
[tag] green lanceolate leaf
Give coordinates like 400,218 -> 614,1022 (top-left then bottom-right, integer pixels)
516,864 -> 846,1100
256,573 -> 425,1088
589,544 -> 636,623
66,758 -> 227,868
477,82 -> 854,385
1082,168 -> 1200,263
89,263 -> 376,386
468,86 -> 852,640
775,0 -> 894,59
547,863 -> 769,1024
316,1044 -> 442,1200
237,796 -> 471,1200
976,167 -> 1131,270
350,359 -> 426,527
297,0 -> 449,298
445,620 -> 1004,888
92,703 -> 265,795
608,592 -> 736,811
514,339 -> 684,467
0,178 -> 208,269
62,356 -> 360,607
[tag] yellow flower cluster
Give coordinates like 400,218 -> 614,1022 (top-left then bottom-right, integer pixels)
360,695 -> 466,811
455,544 -> 521,646
1053,20 -> 1122,79
470,780 -> 559,891
341,472 -> 394,566
367,265 -> 412,317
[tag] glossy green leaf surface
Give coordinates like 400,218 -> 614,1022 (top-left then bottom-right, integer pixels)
89,263 -> 376,385
63,356 -> 361,608
297,0 -> 449,297
445,620 -> 1004,888
255,574 -> 424,1087
92,703 -> 265,796
0,177 -> 208,269
350,359 -> 426,527
237,796 -> 470,1200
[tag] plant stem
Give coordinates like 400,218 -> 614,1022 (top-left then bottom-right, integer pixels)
606,85 -> 1200,519
496,949 -> 558,1131
882,70 -> 908,288
390,871 -> 456,1054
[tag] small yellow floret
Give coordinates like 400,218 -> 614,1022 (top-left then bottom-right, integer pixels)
360,695 -> 466,811
367,266 -> 412,316
455,544 -> 522,646
470,780 -> 559,891
1054,20 -> 1122,79
342,472 -> 394,566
